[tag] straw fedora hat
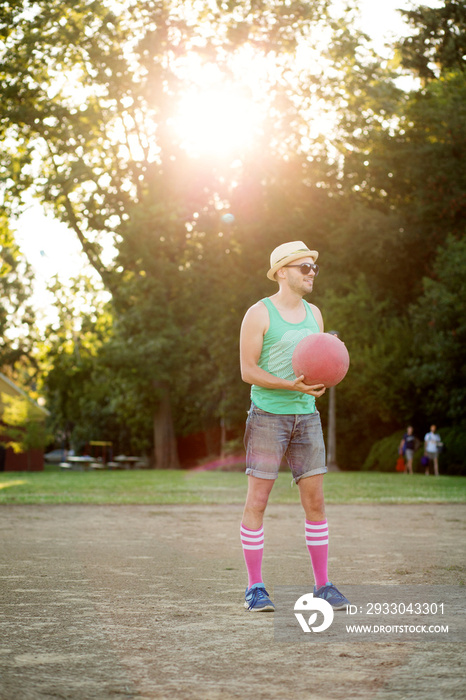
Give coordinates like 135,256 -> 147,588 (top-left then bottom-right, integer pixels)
267,241 -> 319,281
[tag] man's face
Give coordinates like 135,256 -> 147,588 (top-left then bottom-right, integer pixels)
281,256 -> 317,295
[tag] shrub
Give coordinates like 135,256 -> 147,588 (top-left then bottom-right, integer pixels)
362,431 -> 405,472
437,426 -> 466,476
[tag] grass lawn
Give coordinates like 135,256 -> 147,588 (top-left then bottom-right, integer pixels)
0,467 -> 465,505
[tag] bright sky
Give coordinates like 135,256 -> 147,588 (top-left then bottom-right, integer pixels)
356,0 -> 411,45
14,204 -> 102,328
14,0 -> 440,323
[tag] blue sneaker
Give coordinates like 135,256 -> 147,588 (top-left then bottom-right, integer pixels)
244,584 -> 275,612
314,582 -> 350,611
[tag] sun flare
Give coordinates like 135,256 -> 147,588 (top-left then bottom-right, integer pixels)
168,39 -> 335,160
171,85 -> 263,158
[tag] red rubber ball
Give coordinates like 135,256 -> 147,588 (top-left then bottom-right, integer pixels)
292,333 -> 350,387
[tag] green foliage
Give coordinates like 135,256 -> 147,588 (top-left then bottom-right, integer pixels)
319,9 -> 466,467
1,0 -> 348,461
1,0 -> 343,453
318,274 -> 417,468
0,216 -> 36,367
398,0 -> 466,80
0,393 -> 50,455
407,235 -> 466,424
39,277 -> 124,453
340,71 -> 466,312
436,426 -> 466,476
363,430 -> 408,473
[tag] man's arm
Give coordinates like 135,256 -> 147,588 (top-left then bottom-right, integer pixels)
239,303 -> 326,397
309,302 -> 324,332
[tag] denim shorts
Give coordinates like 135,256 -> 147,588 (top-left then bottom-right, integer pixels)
244,403 -> 327,482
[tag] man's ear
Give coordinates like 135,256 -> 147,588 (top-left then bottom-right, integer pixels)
276,267 -> 286,280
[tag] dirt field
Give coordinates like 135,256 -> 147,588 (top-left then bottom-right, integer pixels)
0,503 -> 465,699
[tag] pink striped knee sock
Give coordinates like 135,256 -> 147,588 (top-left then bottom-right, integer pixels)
305,519 -> 329,589
240,523 -> 264,589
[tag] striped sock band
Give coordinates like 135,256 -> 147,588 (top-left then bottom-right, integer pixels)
305,519 -> 329,589
240,523 -> 264,589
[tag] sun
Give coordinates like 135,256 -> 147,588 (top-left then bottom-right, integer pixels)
167,46 -> 273,159
171,83 -> 263,158
167,40 -> 337,161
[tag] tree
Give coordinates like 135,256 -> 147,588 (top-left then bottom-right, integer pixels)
341,70 -> 466,305
336,3 -> 466,280
287,3 -> 466,463
38,276 -> 130,454
0,214 -> 36,369
0,0 -> 344,464
407,235 -> 466,425
398,0 -> 466,80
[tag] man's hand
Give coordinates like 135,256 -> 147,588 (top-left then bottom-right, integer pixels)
292,375 -> 326,397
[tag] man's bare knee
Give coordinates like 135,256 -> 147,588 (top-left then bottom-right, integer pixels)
298,475 -> 325,520
307,490 -> 324,510
246,491 -> 270,514
246,478 -> 273,510
242,477 -> 274,528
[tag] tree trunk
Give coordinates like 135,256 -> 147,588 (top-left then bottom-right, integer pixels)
220,417 -> 227,459
153,384 -> 179,469
327,385 -> 339,471
326,331 -> 340,472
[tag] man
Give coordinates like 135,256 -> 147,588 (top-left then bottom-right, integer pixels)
239,240 -> 350,613
399,425 -> 416,475
424,425 -> 442,476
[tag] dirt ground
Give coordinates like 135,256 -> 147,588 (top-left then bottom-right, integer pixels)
0,502 -> 465,700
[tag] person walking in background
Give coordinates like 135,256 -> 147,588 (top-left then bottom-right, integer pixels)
399,426 -> 416,474
239,240 -> 350,613
424,425 -> 442,476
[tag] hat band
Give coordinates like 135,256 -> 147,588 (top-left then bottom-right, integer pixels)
273,248 -> 311,265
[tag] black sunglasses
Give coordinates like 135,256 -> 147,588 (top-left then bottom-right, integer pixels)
285,262 -> 319,276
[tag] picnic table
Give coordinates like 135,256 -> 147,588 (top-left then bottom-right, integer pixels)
59,456 -> 95,471
59,455 -> 145,471
107,456 -> 141,470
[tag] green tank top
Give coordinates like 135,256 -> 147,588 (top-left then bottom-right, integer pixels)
250,297 -> 321,415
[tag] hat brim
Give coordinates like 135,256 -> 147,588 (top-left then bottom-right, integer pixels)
267,250 -> 319,281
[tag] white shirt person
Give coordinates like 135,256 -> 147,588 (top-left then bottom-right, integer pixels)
424,425 -> 442,476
